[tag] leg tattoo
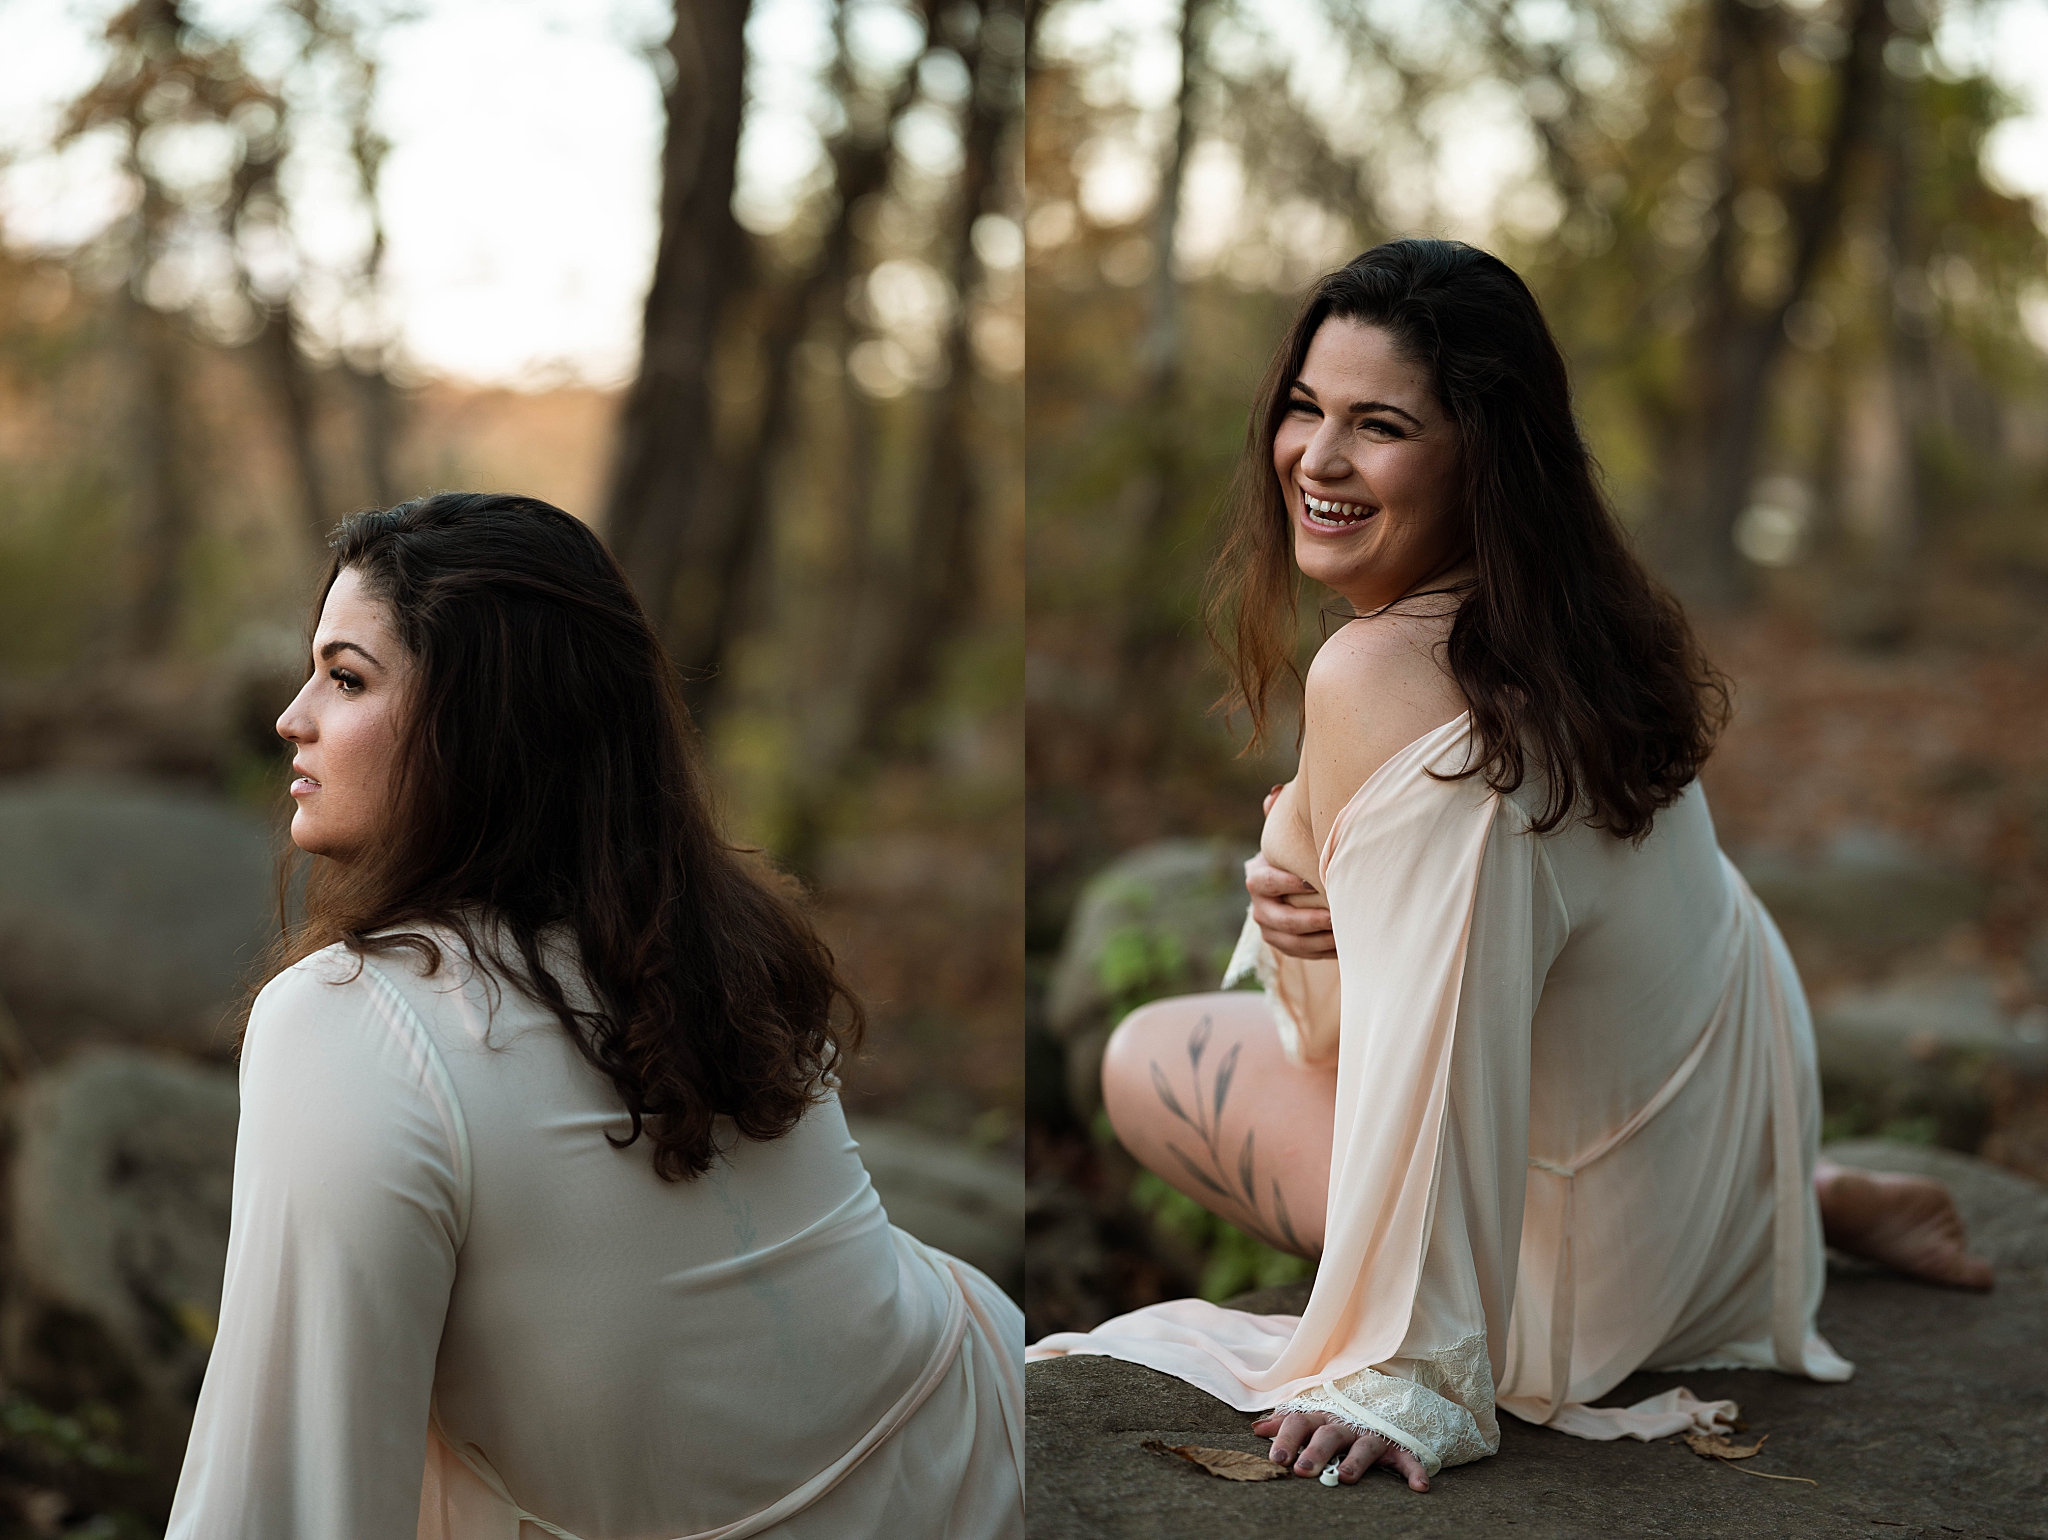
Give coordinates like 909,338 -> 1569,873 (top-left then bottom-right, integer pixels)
1149,1015 -> 1312,1258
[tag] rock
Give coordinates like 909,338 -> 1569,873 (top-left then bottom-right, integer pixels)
848,1117 -> 1024,1301
1736,827 -> 1985,961
0,773 -> 280,1060
1812,969 -> 2048,1149
1046,840 -> 1257,1121
1027,1143 -> 2048,1539
5,1048 -> 240,1510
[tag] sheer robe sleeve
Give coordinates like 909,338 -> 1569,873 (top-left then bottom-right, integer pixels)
1025,719 -> 1552,1475
1263,733 -> 1556,1475
167,950 -> 469,1539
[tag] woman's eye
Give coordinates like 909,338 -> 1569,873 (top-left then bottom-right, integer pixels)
329,667 -> 364,693
1286,397 -> 1319,416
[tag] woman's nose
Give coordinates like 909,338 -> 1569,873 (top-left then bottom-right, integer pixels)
1300,424 -> 1350,483
276,680 -> 314,743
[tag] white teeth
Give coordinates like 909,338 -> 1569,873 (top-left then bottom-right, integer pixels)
1304,494 -> 1370,521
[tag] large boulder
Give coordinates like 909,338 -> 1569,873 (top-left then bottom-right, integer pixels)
1812,969 -> 2048,1151
1046,840 -> 1257,1122
0,774 -> 280,1060
849,1117 -> 1024,1302
1735,827 -> 1986,964
5,1048 -> 240,1513
1027,1142 -> 2048,1539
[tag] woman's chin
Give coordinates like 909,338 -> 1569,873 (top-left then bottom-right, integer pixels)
287,814 -> 345,860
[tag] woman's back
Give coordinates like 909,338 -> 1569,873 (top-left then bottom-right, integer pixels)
171,933 -> 1023,1539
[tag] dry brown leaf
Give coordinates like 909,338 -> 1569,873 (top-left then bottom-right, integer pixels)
1682,1431 -> 1820,1486
1141,1440 -> 1290,1481
1683,1432 -> 1769,1460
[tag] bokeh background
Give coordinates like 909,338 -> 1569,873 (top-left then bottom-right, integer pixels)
0,0 -> 1021,1526
1024,0 -> 2048,1343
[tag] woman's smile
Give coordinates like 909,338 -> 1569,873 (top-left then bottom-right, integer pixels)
1299,490 -> 1377,532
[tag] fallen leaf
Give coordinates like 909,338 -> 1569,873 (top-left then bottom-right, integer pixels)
1683,1432 -> 1768,1460
1682,1431 -> 1819,1486
1141,1440 -> 1290,1481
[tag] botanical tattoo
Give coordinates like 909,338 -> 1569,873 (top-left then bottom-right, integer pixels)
1150,1014 -> 1309,1257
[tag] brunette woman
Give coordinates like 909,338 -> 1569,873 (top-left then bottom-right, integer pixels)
1029,239 -> 1987,1489
169,493 -> 1023,1538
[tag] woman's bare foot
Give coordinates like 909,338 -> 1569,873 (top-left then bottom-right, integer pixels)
1814,1160 -> 1993,1290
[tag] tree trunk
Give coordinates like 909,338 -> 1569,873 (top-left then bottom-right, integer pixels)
1115,0 -> 1205,678
603,0 -> 752,693
123,296 -> 193,658
253,301 -> 332,549
848,0 -> 1022,761
1649,0 -> 1889,610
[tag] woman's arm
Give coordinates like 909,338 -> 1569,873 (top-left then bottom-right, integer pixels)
1261,630 -> 1536,1485
167,952 -> 466,1538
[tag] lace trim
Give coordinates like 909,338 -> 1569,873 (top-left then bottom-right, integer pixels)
1274,1330 -> 1499,1477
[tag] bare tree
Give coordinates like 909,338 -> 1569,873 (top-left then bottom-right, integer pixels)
603,0 -> 754,698
848,0 -> 1026,759
1647,0 -> 1892,606
62,0 -> 279,656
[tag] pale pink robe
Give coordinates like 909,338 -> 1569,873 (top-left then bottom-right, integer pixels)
168,930 -> 1025,1539
1029,715 -> 1852,1474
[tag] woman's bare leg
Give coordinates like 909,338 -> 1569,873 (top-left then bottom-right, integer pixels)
1100,992 -> 1336,1259
1814,1160 -> 1993,1290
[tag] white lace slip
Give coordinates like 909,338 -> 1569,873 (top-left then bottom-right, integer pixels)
1273,1330 -> 1498,1477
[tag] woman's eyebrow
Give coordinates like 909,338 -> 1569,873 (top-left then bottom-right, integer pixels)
1287,380 -> 1423,428
318,639 -> 384,668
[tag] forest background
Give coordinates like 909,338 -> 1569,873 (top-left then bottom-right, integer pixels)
0,0 -> 1025,1140
1025,0 -> 2048,1339
0,0 -> 1020,1519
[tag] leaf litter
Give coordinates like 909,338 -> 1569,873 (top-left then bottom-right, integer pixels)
1141,1440 -> 1290,1481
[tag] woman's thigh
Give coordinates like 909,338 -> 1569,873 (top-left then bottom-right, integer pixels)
1100,991 -> 1336,1259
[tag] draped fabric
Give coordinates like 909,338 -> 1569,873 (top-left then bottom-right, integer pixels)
169,932 -> 1024,1540
1029,715 -> 1851,1472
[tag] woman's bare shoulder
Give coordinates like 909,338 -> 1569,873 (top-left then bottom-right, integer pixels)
1300,616 -> 1467,841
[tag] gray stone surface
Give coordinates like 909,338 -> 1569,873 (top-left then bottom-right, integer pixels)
1046,840 -> 1256,1120
0,773 -> 280,1059
1028,1144 -> 2048,1539
850,1116 -> 1024,1301
5,1048 -> 241,1508
1735,829 -> 1986,957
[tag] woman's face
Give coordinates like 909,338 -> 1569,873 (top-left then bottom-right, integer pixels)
1272,316 -> 1465,612
275,566 -> 410,861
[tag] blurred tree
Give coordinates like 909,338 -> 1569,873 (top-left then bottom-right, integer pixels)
61,0 -> 282,656
603,0 -> 753,704
55,0 -> 408,654
848,0 -> 1027,760
1644,0 -> 1892,607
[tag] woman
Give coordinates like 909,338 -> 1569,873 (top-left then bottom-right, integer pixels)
1027,240 -> 1988,1490
169,493 -> 1024,1538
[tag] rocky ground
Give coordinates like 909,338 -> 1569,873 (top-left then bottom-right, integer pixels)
1027,1141 -> 2048,1540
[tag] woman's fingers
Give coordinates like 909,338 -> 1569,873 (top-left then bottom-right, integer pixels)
1381,1440 -> 1431,1491
1243,851 -> 1316,898
1335,1432 -> 1384,1484
1293,1422 -> 1353,1476
1264,1411 -> 1318,1466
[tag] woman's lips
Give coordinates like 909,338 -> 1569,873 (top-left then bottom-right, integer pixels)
1299,491 -> 1377,532
290,777 -> 321,797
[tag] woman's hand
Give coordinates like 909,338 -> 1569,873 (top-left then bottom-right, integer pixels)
1244,850 -> 1336,960
1250,1409 -> 1431,1491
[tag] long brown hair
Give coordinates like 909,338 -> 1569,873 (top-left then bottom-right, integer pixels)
262,492 -> 864,1180
1205,239 -> 1729,841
